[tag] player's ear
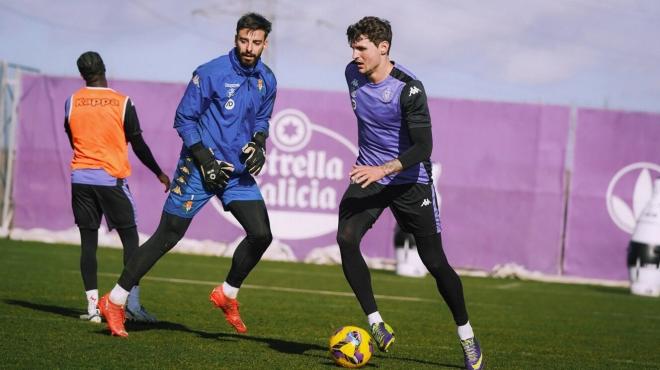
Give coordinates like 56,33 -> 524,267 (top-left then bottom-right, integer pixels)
379,41 -> 390,56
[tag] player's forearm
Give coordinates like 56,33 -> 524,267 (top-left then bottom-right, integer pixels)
380,159 -> 403,176
397,126 -> 433,169
130,134 -> 164,176
174,114 -> 203,148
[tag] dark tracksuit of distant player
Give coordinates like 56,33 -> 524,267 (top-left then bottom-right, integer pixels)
338,61 -> 469,326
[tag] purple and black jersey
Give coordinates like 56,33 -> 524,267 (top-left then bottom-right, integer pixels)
345,61 -> 433,185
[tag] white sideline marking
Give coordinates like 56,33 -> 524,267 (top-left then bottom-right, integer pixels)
495,282 -> 522,289
96,272 -> 437,303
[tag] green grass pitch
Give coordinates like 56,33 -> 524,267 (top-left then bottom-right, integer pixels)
1,239 -> 658,369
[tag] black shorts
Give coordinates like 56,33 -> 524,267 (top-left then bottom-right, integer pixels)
338,182 -> 441,237
71,180 -> 136,230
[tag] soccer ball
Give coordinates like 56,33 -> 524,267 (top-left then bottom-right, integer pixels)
328,325 -> 374,368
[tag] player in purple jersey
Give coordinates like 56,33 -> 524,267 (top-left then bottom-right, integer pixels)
337,17 -> 484,369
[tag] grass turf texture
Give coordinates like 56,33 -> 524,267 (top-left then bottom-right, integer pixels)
1,239 -> 658,369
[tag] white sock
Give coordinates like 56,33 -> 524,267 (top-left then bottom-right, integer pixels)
367,312 -> 383,326
457,321 -> 474,341
127,286 -> 141,310
109,284 -> 130,306
222,282 -> 239,299
85,289 -> 98,314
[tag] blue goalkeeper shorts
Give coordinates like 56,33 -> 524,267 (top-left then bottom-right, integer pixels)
163,156 -> 263,218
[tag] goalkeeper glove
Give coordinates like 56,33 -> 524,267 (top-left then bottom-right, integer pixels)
190,143 -> 234,191
241,132 -> 266,176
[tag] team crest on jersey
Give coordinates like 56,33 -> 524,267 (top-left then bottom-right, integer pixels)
183,200 -> 193,212
257,79 -> 264,91
381,88 -> 393,103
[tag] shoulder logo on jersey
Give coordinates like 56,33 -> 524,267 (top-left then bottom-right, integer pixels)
420,198 -> 431,207
351,79 -> 359,88
192,74 -> 200,87
409,86 -> 421,96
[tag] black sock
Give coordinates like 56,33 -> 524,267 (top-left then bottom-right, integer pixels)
79,228 -> 98,291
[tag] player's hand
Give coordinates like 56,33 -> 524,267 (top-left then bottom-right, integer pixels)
190,143 -> 235,191
349,164 -> 387,188
157,172 -> 171,192
241,132 -> 267,176
200,160 -> 234,190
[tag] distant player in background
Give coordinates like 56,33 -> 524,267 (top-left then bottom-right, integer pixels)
97,13 -> 277,337
337,17 -> 485,369
65,51 -> 171,323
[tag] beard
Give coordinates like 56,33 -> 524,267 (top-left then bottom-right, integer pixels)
238,51 -> 260,67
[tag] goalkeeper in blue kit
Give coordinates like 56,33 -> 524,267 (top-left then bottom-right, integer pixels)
97,12 -> 277,337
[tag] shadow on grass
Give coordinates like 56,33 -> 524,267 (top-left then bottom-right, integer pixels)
4,298 -> 461,368
589,286 -> 630,296
4,298 -> 84,318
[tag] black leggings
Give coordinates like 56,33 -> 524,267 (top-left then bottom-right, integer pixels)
118,200 -> 272,291
79,226 -> 140,291
336,213 -> 469,326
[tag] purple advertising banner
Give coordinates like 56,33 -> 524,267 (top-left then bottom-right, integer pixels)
14,75 -> 184,238
430,100 -> 569,274
18,74 -> 656,281
564,109 -> 660,280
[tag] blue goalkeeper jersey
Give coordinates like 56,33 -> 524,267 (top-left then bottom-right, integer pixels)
174,48 -> 277,176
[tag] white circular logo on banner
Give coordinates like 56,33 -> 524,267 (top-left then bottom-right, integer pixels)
606,162 -> 660,234
269,109 -> 313,152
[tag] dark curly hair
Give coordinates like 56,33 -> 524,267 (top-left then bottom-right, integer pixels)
346,16 -> 392,54
76,51 -> 106,83
236,12 -> 272,37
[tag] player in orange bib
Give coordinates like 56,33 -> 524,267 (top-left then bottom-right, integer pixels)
65,51 -> 170,324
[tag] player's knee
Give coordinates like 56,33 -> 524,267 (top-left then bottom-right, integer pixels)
336,228 -> 360,251
426,260 -> 458,281
247,227 -> 272,248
